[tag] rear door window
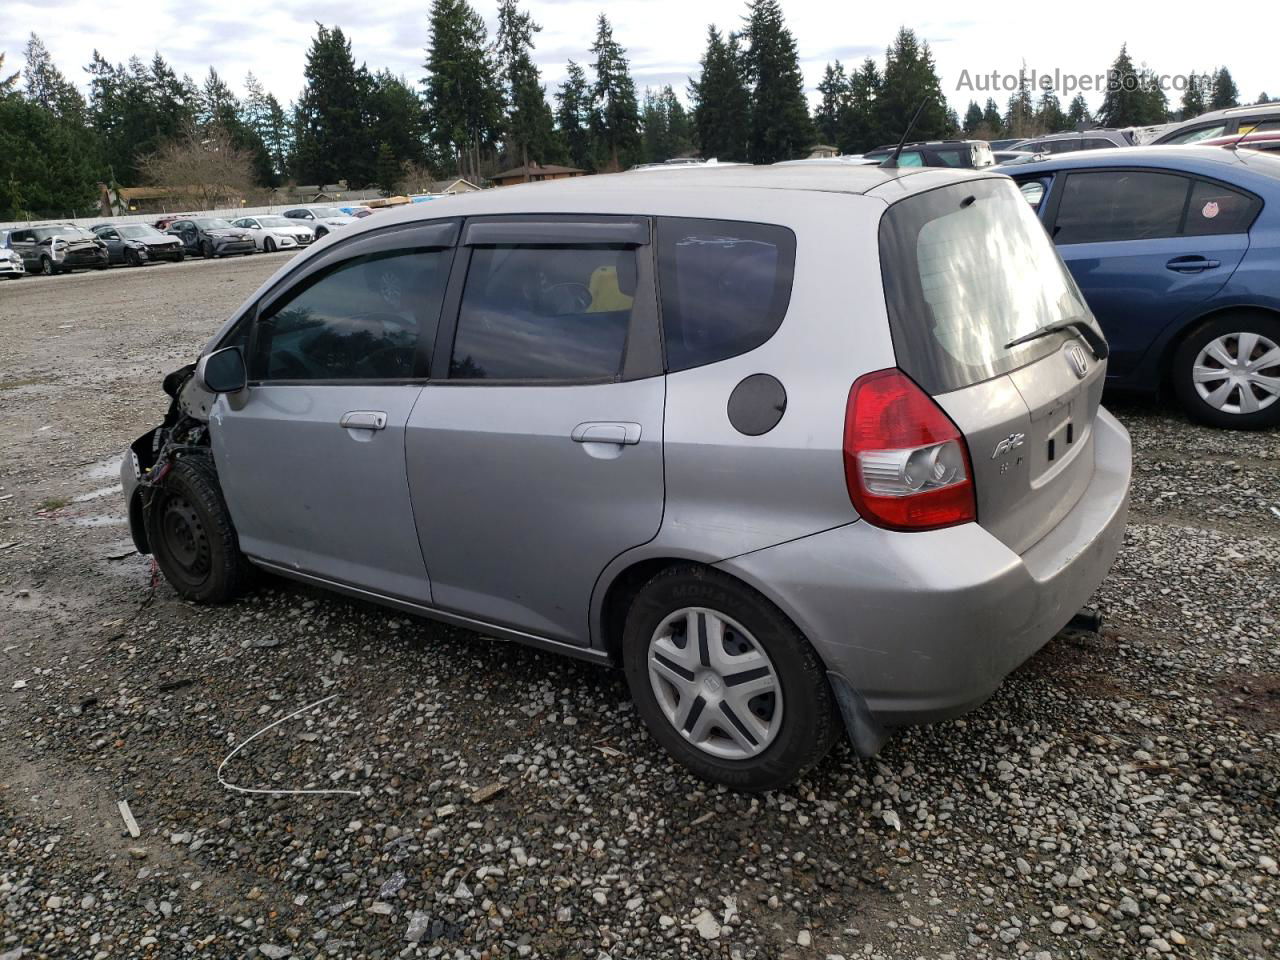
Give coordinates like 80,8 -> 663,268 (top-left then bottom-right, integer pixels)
1164,123 -> 1227,144
1047,138 -> 1083,153
879,177 -> 1093,394
251,248 -> 452,381
448,246 -> 636,381
1183,179 -> 1262,235
1052,170 -> 1190,244
656,218 -> 796,372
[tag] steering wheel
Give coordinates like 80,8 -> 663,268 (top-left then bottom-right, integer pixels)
541,282 -> 593,314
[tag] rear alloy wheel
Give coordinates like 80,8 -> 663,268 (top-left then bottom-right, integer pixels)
1173,314 -> 1280,429
144,458 -> 250,603
622,566 -> 840,791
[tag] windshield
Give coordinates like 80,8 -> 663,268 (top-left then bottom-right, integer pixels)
257,216 -> 293,227
117,225 -> 160,238
879,177 -> 1094,394
311,208 -> 345,218
194,218 -> 233,229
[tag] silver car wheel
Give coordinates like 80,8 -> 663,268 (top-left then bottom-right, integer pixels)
647,607 -> 783,761
1193,332 -> 1280,415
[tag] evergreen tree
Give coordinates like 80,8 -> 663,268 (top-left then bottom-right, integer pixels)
837,58 -> 882,152
962,100 -> 983,134
815,61 -> 847,146
1258,92 -> 1272,105
1137,68 -> 1169,125
495,0 -> 558,169
1097,45 -> 1149,127
368,70 -> 428,172
742,0 -> 812,163
1004,68 -> 1036,137
1210,67 -> 1238,109
981,97 -> 1004,135
375,142 -> 400,195
22,33 -> 86,121
295,24 -> 374,186
1066,94 -> 1091,128
423,0 -> 503,180
690,26 -> 750,161
661,86 -> 694,158
1,86 -> 100,217
1180,72 -> 1206,120
876,28 -> 949,147
0,51 -> 16,95
589,14 -> 640,171
1036,91 -> 1066,133
555,59 -> 594,170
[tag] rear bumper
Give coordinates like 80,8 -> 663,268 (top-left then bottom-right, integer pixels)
717,407 -> 1131,730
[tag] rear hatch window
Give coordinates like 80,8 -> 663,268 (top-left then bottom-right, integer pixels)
879,178 -> 1107,554
879,176 -> 1093,394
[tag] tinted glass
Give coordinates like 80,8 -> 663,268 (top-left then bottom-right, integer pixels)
1019,180 -> 1047,209
1166,123 -> 1226,144
194,218 -> 232,229
1053,171 -> 1190,244
252,249 -> 451,381
1237,119 -> 1280,134
117,225 -> 158,238
1183,179 -> 1262,236
933,149 -> 966,167
1081,138 -> 1115,150
1046,138 -> 1081,153
880,177 -> 1093,394
449,246 -> 635,380
656,218 -> 796,373
1020,141 -> 1046,152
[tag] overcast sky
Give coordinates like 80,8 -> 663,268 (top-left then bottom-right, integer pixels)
3,1 -> 1272,115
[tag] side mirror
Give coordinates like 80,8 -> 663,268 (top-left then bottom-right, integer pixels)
195,346 -> 247,394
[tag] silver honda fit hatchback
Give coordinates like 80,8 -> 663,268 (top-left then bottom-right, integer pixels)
121,164 -> 1131,790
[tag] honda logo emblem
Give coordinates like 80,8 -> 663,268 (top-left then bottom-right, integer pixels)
1066,344 -> 1089,379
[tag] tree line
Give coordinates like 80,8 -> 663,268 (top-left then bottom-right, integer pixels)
1,0 -> 1271,220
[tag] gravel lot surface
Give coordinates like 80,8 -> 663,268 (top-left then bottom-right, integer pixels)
1,258 -> 1277,960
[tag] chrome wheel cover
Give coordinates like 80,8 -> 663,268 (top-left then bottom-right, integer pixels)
647,607 -> 783,761
1193,332 -> 1280,415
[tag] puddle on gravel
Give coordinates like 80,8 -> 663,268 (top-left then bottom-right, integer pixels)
72,485 -> 121,503
66,515 -> 126,528
84,459 -> 121,482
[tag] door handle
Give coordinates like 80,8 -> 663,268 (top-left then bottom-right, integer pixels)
339,411 -> 387,431
1166,256 -> 1220,272
571,421 -> 642,445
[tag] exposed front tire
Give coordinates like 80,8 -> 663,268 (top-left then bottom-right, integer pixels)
314,226 -> 328,239
144,457 -> 250,604
263,237 -> 276,253
621,565 -> 840,792
1172,313 -> 1280,429
125,248 -> 141,267
201,240 -> 214,259
40,256 -> 55,276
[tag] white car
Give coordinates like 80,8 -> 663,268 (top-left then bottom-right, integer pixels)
232,216 -> 316,253
280,206 -> 356,238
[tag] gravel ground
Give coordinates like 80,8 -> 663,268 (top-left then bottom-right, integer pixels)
0,258 -> 1277,960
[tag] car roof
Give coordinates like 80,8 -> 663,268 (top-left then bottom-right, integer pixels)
1158,103 -> 1280,135
993,145 -> 1280,186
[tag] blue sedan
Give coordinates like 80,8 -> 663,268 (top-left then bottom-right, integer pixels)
998,147 -> 1280,428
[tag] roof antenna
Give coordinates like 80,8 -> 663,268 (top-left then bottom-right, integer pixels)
881,100 -> 928,168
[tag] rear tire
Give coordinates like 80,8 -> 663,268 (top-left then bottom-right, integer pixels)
1172,313 -> 1280,429
621,565 -> 840,792
144,457 -> 250,604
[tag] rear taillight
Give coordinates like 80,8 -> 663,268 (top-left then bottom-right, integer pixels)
843,368 -> 976,531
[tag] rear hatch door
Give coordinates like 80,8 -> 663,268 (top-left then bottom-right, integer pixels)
877,175 -> 1106,554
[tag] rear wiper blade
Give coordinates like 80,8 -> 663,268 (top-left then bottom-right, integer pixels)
1005,317 -> 1109,360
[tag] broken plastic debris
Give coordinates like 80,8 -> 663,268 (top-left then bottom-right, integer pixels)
883,809 -> 902,831
11,680 -> 26,691
217,694 -> 361,798
405,911 -> 430,943
117,799 -> 140,838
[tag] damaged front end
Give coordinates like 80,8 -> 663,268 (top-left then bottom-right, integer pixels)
121,363 -> 218,555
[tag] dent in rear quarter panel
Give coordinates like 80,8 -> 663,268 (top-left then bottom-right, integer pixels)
656,192 -> 895,561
